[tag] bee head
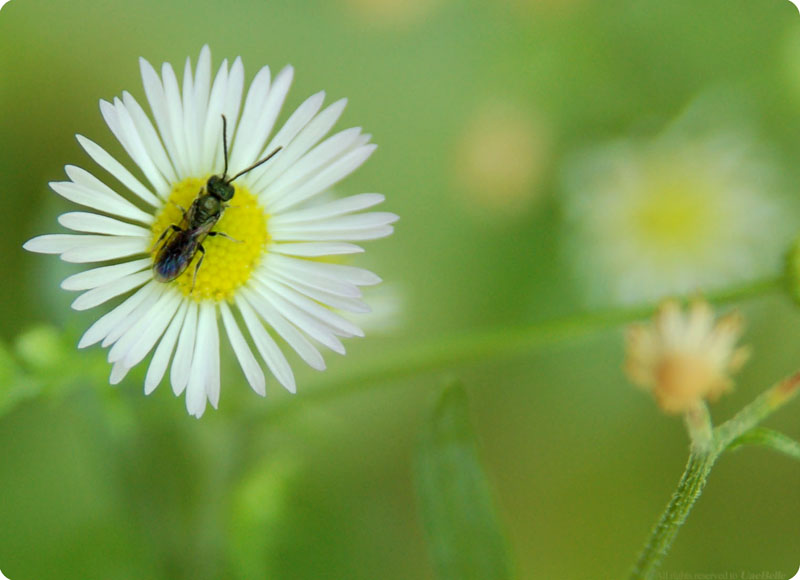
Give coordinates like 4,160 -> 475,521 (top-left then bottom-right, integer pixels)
206,175 -> 235,202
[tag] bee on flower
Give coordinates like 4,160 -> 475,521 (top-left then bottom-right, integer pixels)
24,46 -> 398,418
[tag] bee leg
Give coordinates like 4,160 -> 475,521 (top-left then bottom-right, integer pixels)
169,199 -> 189,218
190,244 -> 206,294
151,224 -> 182,252
208,231 -> 242,243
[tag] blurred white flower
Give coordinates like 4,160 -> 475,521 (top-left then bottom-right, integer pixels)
24,46 -> 397,418
561,111 -> 794,305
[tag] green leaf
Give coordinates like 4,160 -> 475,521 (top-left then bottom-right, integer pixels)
727,427 -> 800,462
414,381 -> 513,580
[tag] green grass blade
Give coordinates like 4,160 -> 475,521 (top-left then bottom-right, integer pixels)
414,381 -> 513,580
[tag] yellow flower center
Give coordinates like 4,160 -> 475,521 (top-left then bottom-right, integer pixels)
150,177 -> 269,302
632,174 -> 715,254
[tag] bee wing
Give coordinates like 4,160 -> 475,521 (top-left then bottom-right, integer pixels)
153,234 -> 196,282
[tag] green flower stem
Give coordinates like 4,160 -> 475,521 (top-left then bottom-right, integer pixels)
629,371 -> 800,580
264,275 -> 783,419
629,451 -> 717,580
715,370 -> 800,450
683,402 -> 713,453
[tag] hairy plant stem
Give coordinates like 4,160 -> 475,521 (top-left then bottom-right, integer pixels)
629,371 -> 800,580
629,451 -> 716,580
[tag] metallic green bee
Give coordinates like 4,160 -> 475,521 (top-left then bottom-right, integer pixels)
152,115 -> 281,289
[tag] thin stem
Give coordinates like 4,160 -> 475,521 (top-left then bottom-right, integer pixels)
684,402 -> 712,454
266,275 -> 783,418
629,369 -> 800,580
629,451 -> 716,580
715,371 -> 800,450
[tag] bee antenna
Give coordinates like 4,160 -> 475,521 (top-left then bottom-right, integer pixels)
221,114 -> 230,178
225,146 -> 282,184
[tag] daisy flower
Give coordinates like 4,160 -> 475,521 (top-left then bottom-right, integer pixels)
624,299 -> 750,415
24,46 -> 398,418
561,108 -> 794,305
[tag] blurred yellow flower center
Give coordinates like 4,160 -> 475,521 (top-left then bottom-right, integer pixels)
150,177 -> 269,302
633,177 -> 713,252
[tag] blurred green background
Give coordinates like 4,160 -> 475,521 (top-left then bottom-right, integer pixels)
1,0 -> 799,578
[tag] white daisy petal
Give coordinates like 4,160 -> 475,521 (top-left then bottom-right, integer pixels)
231,65 -> 294,178
262,278 -> 364,338
228,65 -> 272,173
122,291 -> 182,370
268,242 -> 364,257
102,284 -> 164,347
218,57 -> 245,169
140,57 -> 183,180
62,237 -> 148,263
64,165 -> 153,214
260,127 -> 363,204
270,193 -> 385,226
270,254 -> 381,286
25,50 -> 395,417
244,65 -> 294,167
269,144 -> 377,213
220,301 -> 266,396
71,270 -> 152,311
265,255 -> 362,298
352,132 -> 373,148
58,212 -> 150,237
205,303 -> 221,409
78,282 -> 158,348
252,98 -> 347,195
110,97 -> 171,195
98,99 -> 138,171
120,92 -> 179,187
61,258 -> 151,291
109,361 -> 131,385
161,61 -> 190,177
273,224 -> 395,241
238,291 -> 325,371
51,174 -> 152,224
182,57 -> 199,175
271,212 -> 398,239
186,303 -> 218,416
76,135 -> 161,206
186,371 -> 208,417
268,271 -> 371,313
171,301 -> 198,396
23,233 -> 92,255
107,288 -> 179,363
247,91 -> 326,189
253,283 -> 345,355
201,58 -> 229,170
235,295 -> 296,393
145,300 -> 188,394
193,46 -> 212,140
23,234 -> 147,263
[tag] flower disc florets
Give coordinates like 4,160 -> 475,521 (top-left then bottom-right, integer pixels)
151,178 -> 269,301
